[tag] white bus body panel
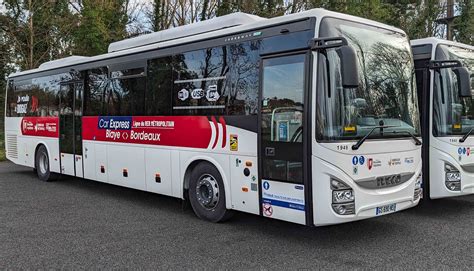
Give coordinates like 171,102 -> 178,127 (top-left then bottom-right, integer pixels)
312,141 -> 421,226
429,138 -> 474,198
79,123 -> 260,215
5,117 -> 61,173
60,153 -> 75,176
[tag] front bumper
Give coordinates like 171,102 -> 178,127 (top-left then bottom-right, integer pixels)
312,156 -> 421,226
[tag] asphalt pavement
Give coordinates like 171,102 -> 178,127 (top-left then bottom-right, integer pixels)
0,161 -> 473,269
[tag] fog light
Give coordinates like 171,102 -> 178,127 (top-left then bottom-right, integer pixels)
445,163 -> 461,191
331,178 -> 355,215
332,203 -> 355,215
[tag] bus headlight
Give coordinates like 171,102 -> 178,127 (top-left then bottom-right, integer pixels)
332,190 -> 354,203
445,163 -> 461,191
331,179 -> 355,215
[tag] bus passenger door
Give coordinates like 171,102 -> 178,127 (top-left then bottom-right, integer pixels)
59,82 -> 84,178
259,54 -> 308,225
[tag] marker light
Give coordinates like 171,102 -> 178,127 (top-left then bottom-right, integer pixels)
330,179 -> 355,215
414,173 -> 423,201
445,163 -> 461,191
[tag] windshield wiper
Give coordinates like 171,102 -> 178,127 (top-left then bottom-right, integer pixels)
352,125 -> 395,150
459,127 -> 474,143
390,130 -> 422,146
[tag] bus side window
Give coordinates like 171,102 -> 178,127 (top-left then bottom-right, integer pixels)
147,57 -> 173,116
107,67 -> 146,116
85,68 -> 108,116
170,42 -> 259,116
6,80 -> 15,117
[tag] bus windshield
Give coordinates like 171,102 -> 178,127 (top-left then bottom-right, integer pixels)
433,44 -> 474,137
316,18 -> 420,141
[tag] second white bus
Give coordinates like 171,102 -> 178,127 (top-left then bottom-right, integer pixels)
412,38 -> 473,199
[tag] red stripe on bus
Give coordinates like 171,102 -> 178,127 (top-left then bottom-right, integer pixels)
219,117 -> 226,148
82,116 -> 212,149
21,117 -> 59,138
211,116 -> 219,149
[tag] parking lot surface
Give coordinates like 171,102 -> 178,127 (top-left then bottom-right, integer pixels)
0,161 -> 473,269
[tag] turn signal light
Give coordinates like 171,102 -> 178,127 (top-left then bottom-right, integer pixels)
245,161 -> 253,167
241,187 -> 249,192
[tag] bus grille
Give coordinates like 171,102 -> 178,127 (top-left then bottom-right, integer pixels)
6,134 -> 18,159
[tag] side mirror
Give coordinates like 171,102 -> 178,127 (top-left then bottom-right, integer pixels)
453,67 -> 472,97
311,37 -> 359,89
336,45 -> 360,88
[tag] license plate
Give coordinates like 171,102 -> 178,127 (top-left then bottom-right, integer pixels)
375,203 -> 397,215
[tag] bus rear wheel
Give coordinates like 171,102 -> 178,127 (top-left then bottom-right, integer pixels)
35,145 -> 56,182
188,162 -> 233,222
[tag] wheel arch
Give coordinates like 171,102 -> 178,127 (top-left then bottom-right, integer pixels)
33,141 -> 50,169
182,156 -> 232,209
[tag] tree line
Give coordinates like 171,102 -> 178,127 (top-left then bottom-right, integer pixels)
0,0 -> 473,117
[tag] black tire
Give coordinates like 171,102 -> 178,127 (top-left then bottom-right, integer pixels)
35,145 -> 57,182
188,162 -> 233,222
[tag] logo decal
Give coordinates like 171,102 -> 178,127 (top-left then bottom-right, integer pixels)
294,185 -> 304,190
178,89 -> 189,101
263,203 -> 273,217
352,156 -> 359,166
191,88 -> 205,99
206,85 -> 220,101
458,147 -> 463,155
263,181 -> 270,190
468,148 -> 471,156
388,158 -> 401,166
229,134 -> 238,151
359,156 -> 365,165
367,158 -> 373,170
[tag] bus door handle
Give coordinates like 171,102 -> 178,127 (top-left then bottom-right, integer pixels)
265,147 -> 275,157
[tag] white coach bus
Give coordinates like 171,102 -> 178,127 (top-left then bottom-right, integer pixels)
4,9 -> 422,226
412,38 -> 473,199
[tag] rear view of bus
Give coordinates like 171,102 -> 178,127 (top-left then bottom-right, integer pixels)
412,38 -> 473,199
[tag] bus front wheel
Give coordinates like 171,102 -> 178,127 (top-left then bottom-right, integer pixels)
188,162 -> 233,222
35,145 -> 57,182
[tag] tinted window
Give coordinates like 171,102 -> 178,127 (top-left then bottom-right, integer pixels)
6,80 -> 14,117
108,76 -> 146,116
147,56 -> 173,115
226,42 -> 259,115
172,41 -> 259,116
8,75 -> 63,117
84,68 -> 108,116
173,47 -> 227,115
